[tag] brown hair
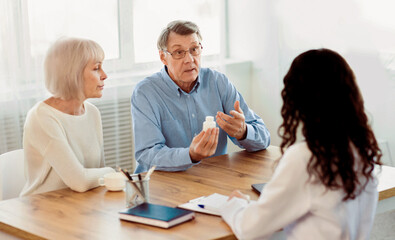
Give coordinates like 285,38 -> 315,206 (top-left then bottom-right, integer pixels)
278,48 -> 382,200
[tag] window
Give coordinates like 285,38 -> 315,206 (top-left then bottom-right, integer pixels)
0,0 -> 224,93
27,0 -> 125,73
22,0 -> 222,75
132,0 -> 221,63
28,0 -> 120,60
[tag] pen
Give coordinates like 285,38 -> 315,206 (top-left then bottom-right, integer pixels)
124,169 -> 133,180
197,204 -> 219,212
138,173 -> 145,198
144,165 -> 156,180
118,167 -> 132,181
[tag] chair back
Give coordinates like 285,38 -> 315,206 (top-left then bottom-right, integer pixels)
0,149 -> 25,200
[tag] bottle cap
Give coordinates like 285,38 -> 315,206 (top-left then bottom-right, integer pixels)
205,116 -> 214,122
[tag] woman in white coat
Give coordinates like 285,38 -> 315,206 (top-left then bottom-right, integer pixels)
21,37 -> 115,196
220,48 -> 382,240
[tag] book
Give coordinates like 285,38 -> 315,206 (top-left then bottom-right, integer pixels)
119,202 -> 195,228
178,193 -> 228,216
251,183 -> 267,194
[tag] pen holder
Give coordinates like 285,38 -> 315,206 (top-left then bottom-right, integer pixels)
125,178 -> 150,208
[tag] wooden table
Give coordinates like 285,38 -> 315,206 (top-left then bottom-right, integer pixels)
0,146 -> 280,240
0,146 -> 394,240
377,165 -> 395,201
376,165 -> 395,214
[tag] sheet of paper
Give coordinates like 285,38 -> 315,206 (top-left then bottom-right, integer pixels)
178,193 -> 228,216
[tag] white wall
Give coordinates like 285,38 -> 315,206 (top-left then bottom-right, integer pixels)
226,0 -> 395,165
227,0 -> 283,146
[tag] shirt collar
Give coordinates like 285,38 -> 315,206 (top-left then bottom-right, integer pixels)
160,66 -> 201,97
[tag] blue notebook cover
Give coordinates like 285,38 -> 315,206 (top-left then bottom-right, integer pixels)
119,203 -> 195,228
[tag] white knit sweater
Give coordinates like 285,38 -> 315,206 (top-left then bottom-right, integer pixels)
20,101 -> 114,196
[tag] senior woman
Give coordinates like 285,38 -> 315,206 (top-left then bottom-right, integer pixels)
20,37 -> 115,196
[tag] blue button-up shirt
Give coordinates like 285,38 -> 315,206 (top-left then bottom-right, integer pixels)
131,66 -> 270,173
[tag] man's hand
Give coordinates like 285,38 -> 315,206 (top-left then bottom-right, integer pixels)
216,101 -> 247,140
189,127 -> 219,163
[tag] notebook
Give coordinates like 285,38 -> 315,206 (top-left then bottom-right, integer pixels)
251,183 -> 267,194
119,203 -> 195,228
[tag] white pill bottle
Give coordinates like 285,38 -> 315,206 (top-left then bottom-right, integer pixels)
203,116 -> 216,131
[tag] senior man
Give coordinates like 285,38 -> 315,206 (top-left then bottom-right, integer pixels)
131,20 -> 270,173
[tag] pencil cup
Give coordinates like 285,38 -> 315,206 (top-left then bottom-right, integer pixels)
125,178 -> 150,208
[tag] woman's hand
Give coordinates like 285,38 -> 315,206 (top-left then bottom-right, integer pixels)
228,190 -> 250,202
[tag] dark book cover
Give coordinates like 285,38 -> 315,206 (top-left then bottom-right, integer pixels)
119,203 -> 195,228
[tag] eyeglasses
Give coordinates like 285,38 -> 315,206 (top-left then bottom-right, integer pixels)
164,44 -> 203,60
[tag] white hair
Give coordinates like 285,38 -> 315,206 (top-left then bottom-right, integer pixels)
44,37 -> 105,100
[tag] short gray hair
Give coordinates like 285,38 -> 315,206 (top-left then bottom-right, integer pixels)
44,37 -> 104,100
157,20 -> 202,50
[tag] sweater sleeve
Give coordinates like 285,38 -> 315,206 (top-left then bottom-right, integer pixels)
44,138 -> 114,192
220,144 -> 312,239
